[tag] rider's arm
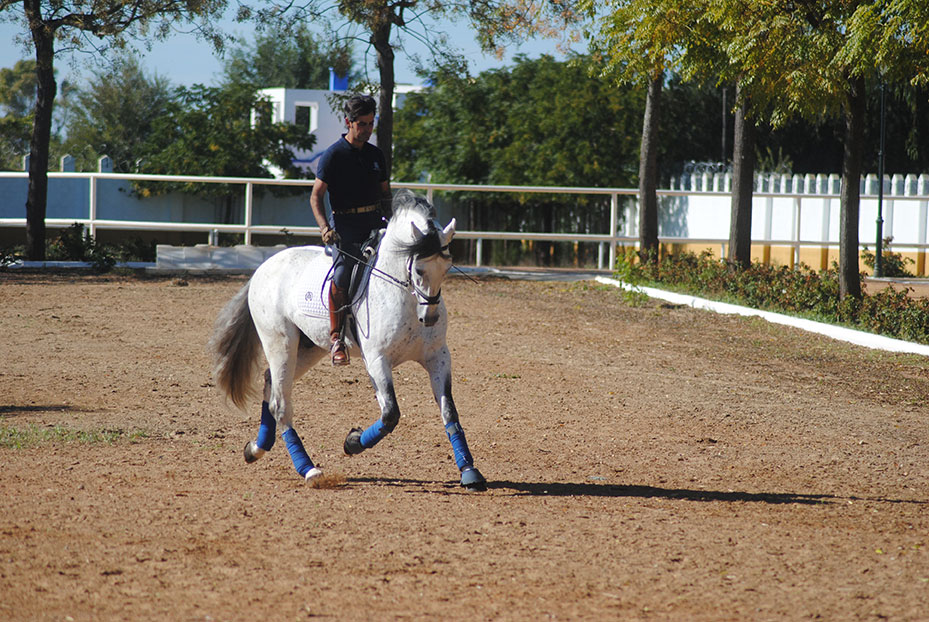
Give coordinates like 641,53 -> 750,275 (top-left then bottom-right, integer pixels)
310,178 -> 331,235
379,180 -> 392,219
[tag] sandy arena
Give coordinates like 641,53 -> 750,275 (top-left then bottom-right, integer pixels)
1,271 -> 928,621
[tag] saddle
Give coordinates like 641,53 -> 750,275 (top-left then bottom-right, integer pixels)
296,229 -> 384,321
346,228 -> 385,302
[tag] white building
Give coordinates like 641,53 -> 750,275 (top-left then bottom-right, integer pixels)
257,72 -> 423,177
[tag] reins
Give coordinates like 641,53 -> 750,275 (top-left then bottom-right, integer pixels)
328,243 -> 455,306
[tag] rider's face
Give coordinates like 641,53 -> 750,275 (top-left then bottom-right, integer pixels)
346,113 -> 375,145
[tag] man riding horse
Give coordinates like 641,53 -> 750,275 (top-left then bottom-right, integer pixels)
310,93 -> 392,366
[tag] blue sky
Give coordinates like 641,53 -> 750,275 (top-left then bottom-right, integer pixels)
0,10 -> 582,89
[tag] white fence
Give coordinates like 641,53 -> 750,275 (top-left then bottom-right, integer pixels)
2,170 -> 929,273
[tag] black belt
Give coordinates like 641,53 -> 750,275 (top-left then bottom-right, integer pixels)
337,204 -> 377,215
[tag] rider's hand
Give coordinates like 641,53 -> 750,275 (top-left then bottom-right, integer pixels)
322,227 -> 340,245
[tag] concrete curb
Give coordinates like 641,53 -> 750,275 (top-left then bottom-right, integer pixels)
595,276 -> 929,358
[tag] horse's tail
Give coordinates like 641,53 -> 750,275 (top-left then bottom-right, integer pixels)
208,280 -> 262,410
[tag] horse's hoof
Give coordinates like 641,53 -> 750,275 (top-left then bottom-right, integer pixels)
460,466 -> 486,491
343,427 -> 365,455
304,467 -> 324,482
243,441 -> 265,464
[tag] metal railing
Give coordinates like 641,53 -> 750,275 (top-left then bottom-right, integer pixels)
0,172 -> 629,269
3,171 -> 929,272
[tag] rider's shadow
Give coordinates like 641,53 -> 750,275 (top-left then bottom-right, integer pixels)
347,477 -> 927,506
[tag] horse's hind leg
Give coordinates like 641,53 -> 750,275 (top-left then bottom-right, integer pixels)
242,369 -> 279,463
245,327 -> 326,481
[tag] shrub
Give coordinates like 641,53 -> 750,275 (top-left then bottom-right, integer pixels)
615,250 -> 929,345
861,237 -> 914,278
47,223 -> 116,271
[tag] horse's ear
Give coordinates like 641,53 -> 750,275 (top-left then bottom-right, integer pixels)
441,219 -> 457,245
410,221 -> 425,242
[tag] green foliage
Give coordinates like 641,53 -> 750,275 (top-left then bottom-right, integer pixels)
47,223 -> 116,271
61,56 -> 175,172
1,228 -> 155,268
0,424 -> 149,449
0,60 -> 36,169
140,82 -> 315,182
0,244 -> 24,267
221,20 -> 354,90
0,59 -> 68,170
396,54 -> 645,187
616,250 -> 929,345
861,237 -> 915,278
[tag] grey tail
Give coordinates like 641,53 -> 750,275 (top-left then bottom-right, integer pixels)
208,280 -> 261,410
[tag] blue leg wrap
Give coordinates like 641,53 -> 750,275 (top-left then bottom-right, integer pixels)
282,428 -> 315,478
256,401 -> 276,452
360,419 -> 390,449
445,421 -> 474,470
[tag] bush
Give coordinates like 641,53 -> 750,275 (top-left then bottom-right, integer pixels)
48,223 -> 116,271
861,237 -> 914,278
615,250 -> 929,345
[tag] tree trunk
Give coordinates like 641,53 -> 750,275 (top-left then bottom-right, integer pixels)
24,0 -> 57,261
728,83 -> 756,270
371,22 -> 395,178
839,76 -> 865,301
637,72 -> 662,263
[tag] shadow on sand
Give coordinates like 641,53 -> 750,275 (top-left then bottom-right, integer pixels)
346,477 -> 926,506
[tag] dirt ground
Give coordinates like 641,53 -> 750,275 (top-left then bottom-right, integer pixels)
2,270 -> 928,621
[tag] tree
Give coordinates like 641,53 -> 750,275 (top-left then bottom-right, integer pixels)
0,59 -> 38,170
1,0 -> 227,259
728,82 -> 755,269
62,56 -> 174,172
138,82 -> 316,223
221,20 -> 355,91
395,54 -> 651,265
248,1 -> 578,179
580,0 -> 705,263
0,58 -> 70,170
707,1 -> 929,299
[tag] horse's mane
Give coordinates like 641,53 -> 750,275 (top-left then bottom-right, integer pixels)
390,189 -> 436,222
389,190 -> 446,259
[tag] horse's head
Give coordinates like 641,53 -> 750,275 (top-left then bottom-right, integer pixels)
389,191 -> 456,327
409,218 -> 455,326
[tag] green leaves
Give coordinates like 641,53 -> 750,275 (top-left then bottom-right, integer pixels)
138,81 -> 316,197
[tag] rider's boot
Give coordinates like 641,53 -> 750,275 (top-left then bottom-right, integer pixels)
329,284 -> 350,366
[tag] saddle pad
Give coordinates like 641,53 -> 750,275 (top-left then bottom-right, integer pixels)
295,254 -> 332,319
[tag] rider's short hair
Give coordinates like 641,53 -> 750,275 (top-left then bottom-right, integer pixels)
343,94 -> 377,122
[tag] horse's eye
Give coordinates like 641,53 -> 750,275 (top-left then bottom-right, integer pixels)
415,268 -> 425,277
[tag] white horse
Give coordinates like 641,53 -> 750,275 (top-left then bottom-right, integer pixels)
209,191 -> 485,490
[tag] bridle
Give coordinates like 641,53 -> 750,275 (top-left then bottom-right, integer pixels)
329,243 -> 452,306
406,247 -> 450,306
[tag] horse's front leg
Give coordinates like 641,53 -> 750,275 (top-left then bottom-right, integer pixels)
427,347 -> 486,491
343,356 -> 401,455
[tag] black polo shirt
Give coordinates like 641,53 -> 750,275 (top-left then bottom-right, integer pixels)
316,135 -> 387,213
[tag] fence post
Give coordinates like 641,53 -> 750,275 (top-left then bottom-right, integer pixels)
244,182 -> 254,246
918,175 -> 929,276
793,196 -> 802,268
475,238 -> 483,267
609,192 -> 618,270
88,174 -> 97,239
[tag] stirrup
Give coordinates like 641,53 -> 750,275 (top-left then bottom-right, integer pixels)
330,339 -> 349,366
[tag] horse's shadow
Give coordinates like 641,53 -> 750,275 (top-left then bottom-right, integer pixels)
346,477 -> 926,507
